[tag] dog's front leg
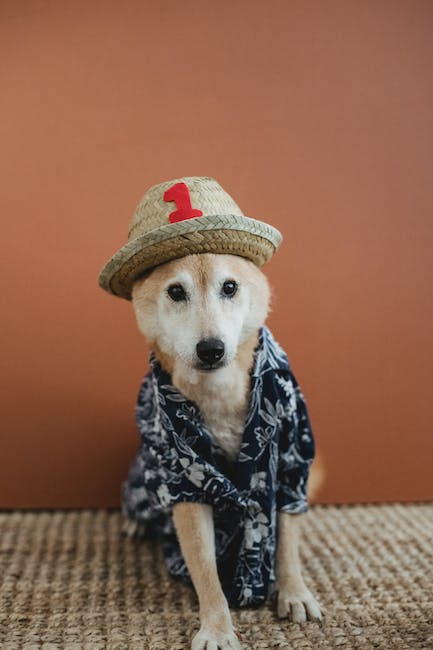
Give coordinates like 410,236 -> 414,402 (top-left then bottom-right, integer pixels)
276,512 -> 322,622
173,502 -> 241,650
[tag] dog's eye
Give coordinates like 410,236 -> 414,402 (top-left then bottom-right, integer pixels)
222,280 -> 238,297
167,284 -> 187,302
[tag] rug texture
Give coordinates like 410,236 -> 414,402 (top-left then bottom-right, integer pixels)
0,504 -> 431,650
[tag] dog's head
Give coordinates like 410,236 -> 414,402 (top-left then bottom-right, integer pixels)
131,253 -> 270,380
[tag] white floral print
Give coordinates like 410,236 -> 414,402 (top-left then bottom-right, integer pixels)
250,471 -> 267,492
244,512 -> 269,549
179,458 -> 206,487
156,483 -> 171,507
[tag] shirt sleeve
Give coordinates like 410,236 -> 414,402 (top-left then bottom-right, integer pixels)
151,427 -> 250,514
122,424 -> 247,533
276,369 -> 316,514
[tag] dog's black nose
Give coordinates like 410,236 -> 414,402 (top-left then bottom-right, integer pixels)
196,338 -> 225,365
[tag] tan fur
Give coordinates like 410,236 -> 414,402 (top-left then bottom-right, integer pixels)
172,503 -> 240,648
130,253 -> 322,649
174,331 -> 259,461
307,451 -> 326,502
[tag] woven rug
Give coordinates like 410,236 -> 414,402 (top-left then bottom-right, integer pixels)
0,504 -> 432,649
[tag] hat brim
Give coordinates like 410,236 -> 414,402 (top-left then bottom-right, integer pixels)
98,214 -> 282,300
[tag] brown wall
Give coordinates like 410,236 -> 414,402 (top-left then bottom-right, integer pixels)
1,1 -> 432,508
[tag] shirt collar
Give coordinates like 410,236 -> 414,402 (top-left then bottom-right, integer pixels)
251,326 -> 291,377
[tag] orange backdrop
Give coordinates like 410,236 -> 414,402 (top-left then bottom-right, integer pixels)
1,1 -> 432,508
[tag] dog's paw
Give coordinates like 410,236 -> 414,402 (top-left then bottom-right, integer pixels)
276,587 -> 322,623
121,517 -> 138,537
191,627 -> 242,650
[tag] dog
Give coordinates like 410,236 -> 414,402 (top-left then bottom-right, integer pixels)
98,176 -> 323,649
126,252 -> 322,650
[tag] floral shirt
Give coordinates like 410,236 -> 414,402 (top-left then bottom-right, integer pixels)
122,326 -> 315,607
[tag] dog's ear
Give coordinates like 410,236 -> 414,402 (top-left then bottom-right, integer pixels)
131,273 -> 158,342
234,259 -> 271,332
247,261 -> 271,311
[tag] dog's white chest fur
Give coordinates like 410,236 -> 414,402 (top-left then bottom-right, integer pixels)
173,363 -> 250,462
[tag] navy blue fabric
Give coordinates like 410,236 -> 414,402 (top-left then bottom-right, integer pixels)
122,326 -> 315,607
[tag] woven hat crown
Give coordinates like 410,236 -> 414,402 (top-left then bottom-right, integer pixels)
128,176 -> 244,240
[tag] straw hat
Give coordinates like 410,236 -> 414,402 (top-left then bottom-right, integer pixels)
98,176 -> 282,300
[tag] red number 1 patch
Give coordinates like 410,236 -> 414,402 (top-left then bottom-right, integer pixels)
163,182 -> 203,223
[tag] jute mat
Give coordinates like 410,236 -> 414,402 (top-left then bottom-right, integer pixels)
0,504 -> 432,649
